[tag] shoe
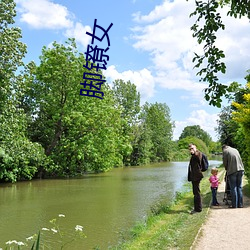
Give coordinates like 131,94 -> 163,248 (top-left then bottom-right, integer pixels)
228,205 -> 236,208
190,209 -> 201,214
212,203 -> 220,206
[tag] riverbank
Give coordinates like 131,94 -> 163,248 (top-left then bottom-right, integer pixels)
112,169 -> 225,249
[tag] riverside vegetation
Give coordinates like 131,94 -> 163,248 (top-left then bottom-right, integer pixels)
111,168 -> 224,250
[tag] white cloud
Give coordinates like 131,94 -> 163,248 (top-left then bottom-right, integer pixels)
16,0 -> 73,29
131,0 -> 250,94
173,110 -> 219,141
104,65 -> 155,102
64,22 -> 92,48
16,0 -> 92,49
214,7 -> 250,81
130,0 -> 204,95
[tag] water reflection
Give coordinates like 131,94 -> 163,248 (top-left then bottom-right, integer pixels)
0,160 -> 221,249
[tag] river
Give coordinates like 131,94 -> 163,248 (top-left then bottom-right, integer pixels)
0,160 -> 221,249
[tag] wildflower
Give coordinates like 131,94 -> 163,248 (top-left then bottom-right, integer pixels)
26,236 -> 34,241
50,218 -> 56,224
17,242 -> 25,246
51,228 -> 58,233
5,240 -> 25,246
42,228 -> 50,231
58,214 -> 65,217
75,225 -> 83,232
6,240 -> 17,245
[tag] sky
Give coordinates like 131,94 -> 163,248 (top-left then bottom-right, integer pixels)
14,0 -> 250,141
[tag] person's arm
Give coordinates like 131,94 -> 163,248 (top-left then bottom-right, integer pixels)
223,152 -> 228,171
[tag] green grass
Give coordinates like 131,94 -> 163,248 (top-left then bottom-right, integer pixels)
111,171 -> 225,250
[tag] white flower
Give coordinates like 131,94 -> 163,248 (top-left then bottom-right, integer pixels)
58,214 -> 65,217
42,227 -> 50,231
6,240 -> 17,245
17,242 -> 25,246
51,228 -> 58,233
75,225 -> 83,232
26,236 -> 34,241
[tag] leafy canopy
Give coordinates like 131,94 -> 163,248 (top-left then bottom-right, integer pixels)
189,0 -> 250,107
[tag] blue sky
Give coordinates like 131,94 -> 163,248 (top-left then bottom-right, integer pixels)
14,0 -> 250,141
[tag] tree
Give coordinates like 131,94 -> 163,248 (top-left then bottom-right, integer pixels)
112,79 -> 140,124
216,106 -> 240,147
190,0 -> 250,107
112,79 -> 140,165
179,125 -> 212,146
178,136 -> 209,156
0,0 -> 27,109
140,102 -> 174,162
0,0 -> 47,182
231,77 -> 250,176
24,39 -> 127,175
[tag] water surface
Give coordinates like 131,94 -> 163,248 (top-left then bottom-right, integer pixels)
0,160 -> 221,249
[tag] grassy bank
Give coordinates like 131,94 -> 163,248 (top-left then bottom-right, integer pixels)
111,169 -> 225,250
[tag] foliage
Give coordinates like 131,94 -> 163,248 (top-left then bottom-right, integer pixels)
140,102 -> 174,162
23,39 -> 127,175
214,72 -> 250,176
129,122 -> 153,165
0,0 -> 48,182
178,136 -> 209,156
112,79 -> 140,124
179,125 -> 212,146
112,79 -> 140,165
231,82 -> 250,176
189,0 -> 250,107
216,106 -> 240,147
209,141 -> 222,154
0,0 -> 27,109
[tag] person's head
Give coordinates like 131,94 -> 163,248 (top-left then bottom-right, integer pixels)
188,143 -> 197,155
211,168 -> 218,176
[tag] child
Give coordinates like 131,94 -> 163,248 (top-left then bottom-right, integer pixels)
209,168 -> 220,206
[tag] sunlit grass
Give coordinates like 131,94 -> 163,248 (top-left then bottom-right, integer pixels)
111,173 -> 220,250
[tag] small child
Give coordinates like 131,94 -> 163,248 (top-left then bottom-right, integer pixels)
209,168 -> 220,206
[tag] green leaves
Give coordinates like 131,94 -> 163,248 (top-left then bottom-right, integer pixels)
190,0 -> 227,107
190,0 -> 249,107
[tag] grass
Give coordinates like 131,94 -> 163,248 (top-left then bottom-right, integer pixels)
111,169 -> 225,250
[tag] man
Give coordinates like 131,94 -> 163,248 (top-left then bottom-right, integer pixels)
188,143 -> 204,214
222,144 -> 244,208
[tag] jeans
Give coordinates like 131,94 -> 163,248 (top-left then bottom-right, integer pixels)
192,181 -> 202,212
228,170 -> 244,208
211,187 -> 218,205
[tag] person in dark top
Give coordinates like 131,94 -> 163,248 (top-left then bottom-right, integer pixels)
188,143 -> 204,214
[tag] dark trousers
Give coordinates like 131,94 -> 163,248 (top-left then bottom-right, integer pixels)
228,170 -> 244,208
211,187 -> 218,205
192,181 -> 202,212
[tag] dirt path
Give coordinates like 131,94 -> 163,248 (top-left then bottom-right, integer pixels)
192,174 -> 250,250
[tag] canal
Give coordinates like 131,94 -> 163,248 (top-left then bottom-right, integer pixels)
0,160 -> 221,249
